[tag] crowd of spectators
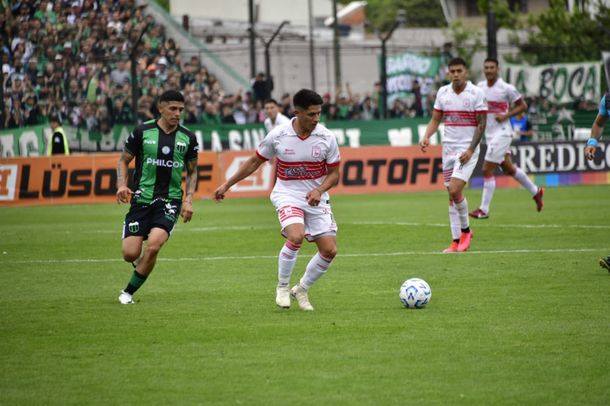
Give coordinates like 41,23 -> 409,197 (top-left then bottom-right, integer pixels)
1,0 -> 236,132
0,0 -> 439,132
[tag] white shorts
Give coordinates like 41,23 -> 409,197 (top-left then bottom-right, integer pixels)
484,135 -> 512,164
442,144 -> 480,187
272,194 -> 337,242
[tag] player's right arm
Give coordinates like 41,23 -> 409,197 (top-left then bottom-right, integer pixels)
213,154 -> 266,201
419,109 -> 443,152
116,151 -> 135,204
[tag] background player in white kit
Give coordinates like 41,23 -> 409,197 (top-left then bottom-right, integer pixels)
263,98 -> 291,133
419,57 -> 487,253
469,58 -> 544,219
214,89 -> 341,311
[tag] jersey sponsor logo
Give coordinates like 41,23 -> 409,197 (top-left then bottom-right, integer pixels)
145,157 -> 184,168
176,141 -> 187,154
284,148 -> 295,155
277,159 -> 327,180
162,146 -> 171,155
143,139 -> 156,145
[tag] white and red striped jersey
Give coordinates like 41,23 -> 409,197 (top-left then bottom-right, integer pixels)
434,81 -> 487,145
256,118 -> 341,202
477,78 -> 522,138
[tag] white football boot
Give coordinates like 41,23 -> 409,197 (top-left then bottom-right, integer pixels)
290,285 -> 314,311
118,290 -> 135,305
276,286 -> 290,309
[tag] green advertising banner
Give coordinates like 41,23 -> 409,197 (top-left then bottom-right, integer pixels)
1,113 -> 608,157
504,61 -> 601,104
383,52 -> 441,102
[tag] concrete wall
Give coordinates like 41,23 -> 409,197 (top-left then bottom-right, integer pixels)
170,0 -> 332,27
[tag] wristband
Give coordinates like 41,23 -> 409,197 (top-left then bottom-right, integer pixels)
587,138 -> 599,147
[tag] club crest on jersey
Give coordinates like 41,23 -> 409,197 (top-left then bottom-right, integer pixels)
463,100 -> 471,107
312,146 -> 321,158
176,141 -> 187,154
162,146 -> 171,155
128,221 -> 139,233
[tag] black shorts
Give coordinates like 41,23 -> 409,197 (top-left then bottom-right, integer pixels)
122,198 -> 182,240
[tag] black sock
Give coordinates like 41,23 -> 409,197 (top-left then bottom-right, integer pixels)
461,227 -> 470,234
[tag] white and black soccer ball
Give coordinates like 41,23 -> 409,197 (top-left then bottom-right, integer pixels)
399,278 -> 431,308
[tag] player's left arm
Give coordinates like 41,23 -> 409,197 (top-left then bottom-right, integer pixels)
307,164 -> 340,206
460,112 -> 487,164
585,114 -> 609,160
497,98 -> 527,122
181,158 -> 198,223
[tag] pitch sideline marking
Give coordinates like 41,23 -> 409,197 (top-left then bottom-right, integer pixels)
11,221 -> 609,235
1,248 -> 603,265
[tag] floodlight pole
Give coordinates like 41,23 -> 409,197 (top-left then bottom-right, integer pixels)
130,22 -> 151,125
251,21 -> 289,98
379,11 -> 405,119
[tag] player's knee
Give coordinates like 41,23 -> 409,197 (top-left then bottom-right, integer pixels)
286,234 -> 305,246
448,189 -> 462,202
321,246 -> 337,260
122,248 -> 140,263
145,242 -> 163,256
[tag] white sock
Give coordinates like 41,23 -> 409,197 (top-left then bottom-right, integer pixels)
278,240 -> 301,287
480,176 -> 495,213
299,253 -> 332,290
454,197 -> 470,230
448,201 -> 461,240
513,167 -> 538,195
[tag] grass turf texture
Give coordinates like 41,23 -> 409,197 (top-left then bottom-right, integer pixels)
1,185 -> 609,405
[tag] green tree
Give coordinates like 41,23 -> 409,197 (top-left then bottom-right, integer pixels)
507,0 -> 610,65
343,0 -> 445,30
445,20 -> 484,70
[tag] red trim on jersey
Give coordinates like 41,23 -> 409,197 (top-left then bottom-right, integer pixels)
256,150 -> 270,161
327,161 -> 341,168
487,101 -> 509,114
276,158 -> 327,181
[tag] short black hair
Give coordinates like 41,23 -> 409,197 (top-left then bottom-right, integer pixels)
448,57 -> 468,68
159,90 -> 185,103
263,98 -> 279,106
49,114 -> 61,124
293,89 -> 323,110
484,57 -> 499,66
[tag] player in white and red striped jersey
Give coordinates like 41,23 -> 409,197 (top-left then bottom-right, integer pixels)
469,58 -> 544,220
419,57 -> 487,253
214,89 -> 340,311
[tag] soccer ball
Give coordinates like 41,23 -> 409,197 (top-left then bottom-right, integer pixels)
399,278 -> 431,308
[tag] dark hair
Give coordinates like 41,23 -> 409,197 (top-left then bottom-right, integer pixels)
448,57 -> 468,68
159,90 -> 185,103
49,114 -> 61,124
263,98 -> 279,106
484,57 -> 499,66
293,89 -> 323,110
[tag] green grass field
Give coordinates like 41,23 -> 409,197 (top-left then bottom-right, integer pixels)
1,185 -> 609,405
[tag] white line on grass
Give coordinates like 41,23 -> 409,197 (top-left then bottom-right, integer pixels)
46,222 -> 610,235
350,221 -> 610,230
1,248 -> 603,264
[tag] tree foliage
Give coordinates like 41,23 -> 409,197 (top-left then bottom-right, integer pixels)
340,0 -> 446,31
506,0 -> 610,64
